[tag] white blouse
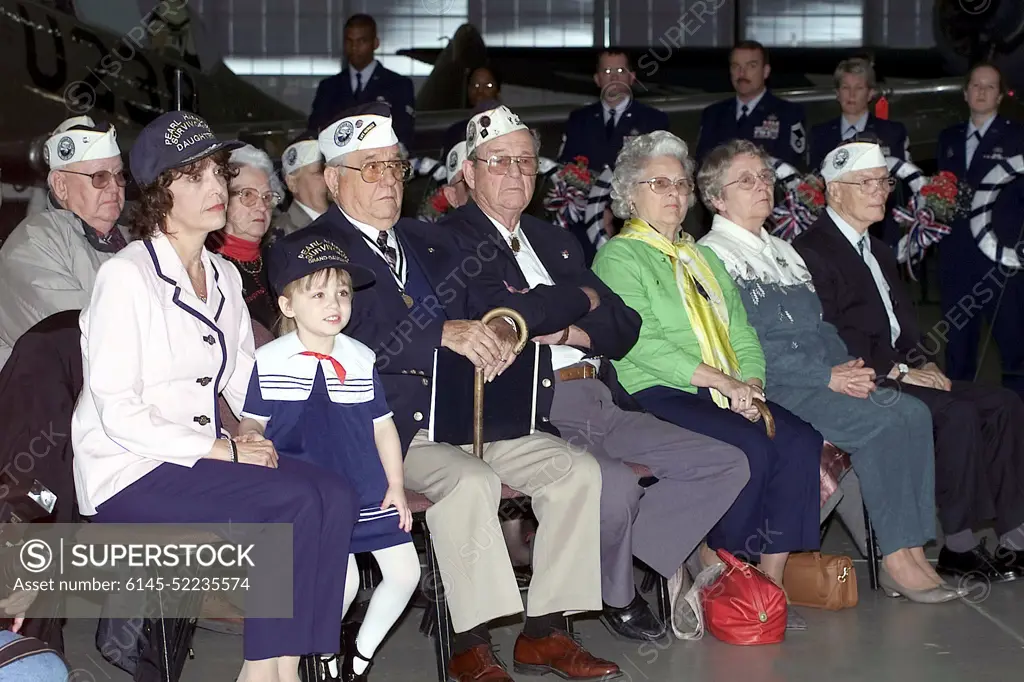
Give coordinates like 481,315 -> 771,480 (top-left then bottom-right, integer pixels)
71,232 -> 255,516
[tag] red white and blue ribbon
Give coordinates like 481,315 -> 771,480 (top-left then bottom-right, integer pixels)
769,189 -> 816,241
543,175 -> 589,229
893,200 -> 951,273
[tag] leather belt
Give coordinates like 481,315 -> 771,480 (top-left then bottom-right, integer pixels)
557,364 -> 597,382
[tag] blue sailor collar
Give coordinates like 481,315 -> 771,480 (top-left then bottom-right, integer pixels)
254,331 -> 377,404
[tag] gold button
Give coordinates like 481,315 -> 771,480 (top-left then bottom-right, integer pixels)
542,378 -> 552,388
401,369 -> 408,374
541,417 -> 550,423
413,411 -> 423,422
421,378 -> 429,386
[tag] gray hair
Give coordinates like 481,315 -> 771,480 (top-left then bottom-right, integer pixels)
610,131 -> 695,219
833,57 -> 876,90
229,144 -> 284,198
696,139 -> 772,213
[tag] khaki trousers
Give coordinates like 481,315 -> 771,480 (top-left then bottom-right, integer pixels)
404,429 -> 603,634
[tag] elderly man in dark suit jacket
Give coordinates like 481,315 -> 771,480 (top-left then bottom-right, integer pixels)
793,141 -> 1024,585
443,104 -> 750,641
274,102 -> 622,682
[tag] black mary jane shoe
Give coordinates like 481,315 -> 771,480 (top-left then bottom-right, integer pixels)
341,620 -> 375,681
598,590 -> 668,642
299,653 -> 341,682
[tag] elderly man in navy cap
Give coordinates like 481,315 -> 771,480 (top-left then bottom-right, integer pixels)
275,102 -> 621,682
443,104 -> 750,642
0,115 -> 128,369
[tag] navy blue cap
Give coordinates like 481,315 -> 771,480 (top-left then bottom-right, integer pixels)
268,231 -> 375,296
129,111 -> 244,187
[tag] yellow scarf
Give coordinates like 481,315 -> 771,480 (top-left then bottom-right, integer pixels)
618,218 -> 741,408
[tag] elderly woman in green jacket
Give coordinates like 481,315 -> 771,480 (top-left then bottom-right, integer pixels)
592,131 -> 822,602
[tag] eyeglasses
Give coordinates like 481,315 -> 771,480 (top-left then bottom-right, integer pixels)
59,169 -> 127,189
638,177 -> 693,194
833,176 -> 896,193
599,67 -> 630,76
339,160 -> 413,183
473,155 -> 539,176
723,169 -> 777,191
230,187 -> 282,208
471,82 -> 497,90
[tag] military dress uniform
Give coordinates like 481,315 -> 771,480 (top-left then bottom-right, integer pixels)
309,61 -> 415,150
936,115 -> 1024,395
811,113 -> 911,246
558,99 -> 670,172
696,90 -> 807,167
810,113 -> 910,171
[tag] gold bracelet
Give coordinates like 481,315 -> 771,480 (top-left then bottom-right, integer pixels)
557,327 -> 571,345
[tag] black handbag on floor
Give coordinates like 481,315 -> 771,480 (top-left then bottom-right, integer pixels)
96,615 -> 198,682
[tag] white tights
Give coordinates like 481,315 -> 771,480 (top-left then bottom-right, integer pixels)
340,542 -> 421,674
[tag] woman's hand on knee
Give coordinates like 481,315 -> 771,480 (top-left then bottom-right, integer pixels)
719,377 -> 765,420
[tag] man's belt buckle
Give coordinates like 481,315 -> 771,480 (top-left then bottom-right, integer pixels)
558,364 -> 597,382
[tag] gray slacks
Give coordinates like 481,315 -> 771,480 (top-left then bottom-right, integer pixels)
549,376 -> 750,608
772,384 -> 937,555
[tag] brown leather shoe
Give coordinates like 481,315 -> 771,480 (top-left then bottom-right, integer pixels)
512,631 -> 622,680
446,644 -> 513,682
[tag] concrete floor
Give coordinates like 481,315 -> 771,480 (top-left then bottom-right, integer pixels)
60,270 -> 1024,681
58,522 -> 1024,682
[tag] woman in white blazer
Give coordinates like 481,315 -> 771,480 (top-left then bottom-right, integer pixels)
72,111 -> 359,682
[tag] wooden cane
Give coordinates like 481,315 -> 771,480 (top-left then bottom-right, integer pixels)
474,308 -> 530,457
752,398 -> 776,439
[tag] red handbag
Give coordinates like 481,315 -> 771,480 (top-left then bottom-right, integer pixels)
700,549 -> 787,646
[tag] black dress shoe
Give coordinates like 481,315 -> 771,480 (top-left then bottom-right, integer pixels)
341,620 -> 374,681
936,545 -> 1024,583
598,591 -> 667,642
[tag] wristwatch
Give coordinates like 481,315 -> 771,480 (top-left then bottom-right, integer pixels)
895,363 -> 909,382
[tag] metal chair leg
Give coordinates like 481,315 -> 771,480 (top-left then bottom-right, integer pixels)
422,519 -> 453,682
656,575 -> 670,624
863,503 -> 880,591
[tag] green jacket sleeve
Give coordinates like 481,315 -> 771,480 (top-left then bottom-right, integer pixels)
593,240 -> 705,388
700,247 -> 767,384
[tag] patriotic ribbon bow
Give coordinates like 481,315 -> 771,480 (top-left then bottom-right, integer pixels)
543,177 -> 588,229
769,189 -> 815,242
893,203 -> 952,275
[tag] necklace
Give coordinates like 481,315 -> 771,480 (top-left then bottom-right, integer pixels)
235,255 -> 263,276
189,261 -> 207,303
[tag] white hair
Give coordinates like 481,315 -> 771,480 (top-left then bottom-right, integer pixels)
229,144 -> 284,197
610,131 -> 696,219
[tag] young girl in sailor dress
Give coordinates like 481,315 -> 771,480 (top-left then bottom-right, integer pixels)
237,236 -> 419,681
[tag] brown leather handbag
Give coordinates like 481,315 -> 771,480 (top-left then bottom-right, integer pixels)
782,552 -> 858,610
